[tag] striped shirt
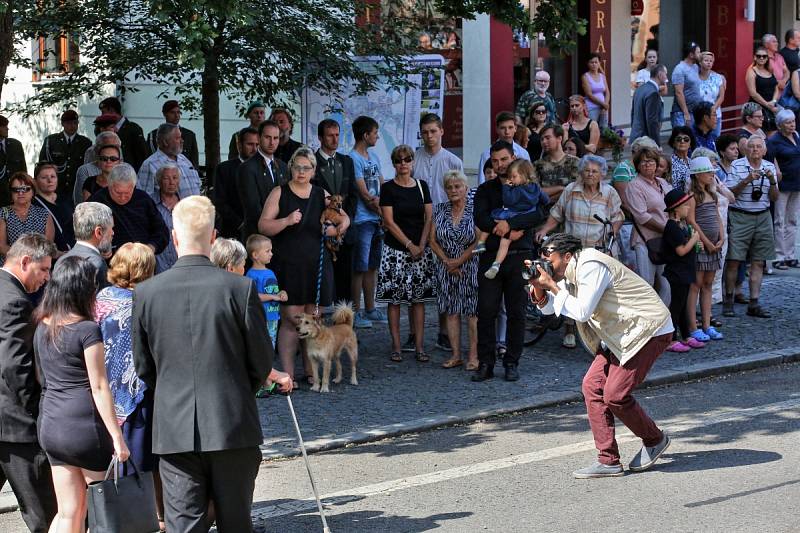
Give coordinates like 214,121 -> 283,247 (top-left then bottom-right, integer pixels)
549,181 -> 624,247
725,157 -> 776,212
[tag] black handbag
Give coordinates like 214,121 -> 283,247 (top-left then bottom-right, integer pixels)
87,456 -> 160,533
632,221 -> 667,265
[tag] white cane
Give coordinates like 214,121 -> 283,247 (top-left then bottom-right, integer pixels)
285,394 -> 332,533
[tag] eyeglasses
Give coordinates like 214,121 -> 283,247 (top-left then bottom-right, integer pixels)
755,54 -> 768,59
11,186 -> 32,194
97,155 -> 121,162
292,165 -> 314,173
392,156 -> 414,164
640,159 -> 658,166
533,109 -> 547,114
535,79 -> 549,84
674,135 -> 691,143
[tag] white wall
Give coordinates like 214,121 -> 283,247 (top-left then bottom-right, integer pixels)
461,14 -> 492,174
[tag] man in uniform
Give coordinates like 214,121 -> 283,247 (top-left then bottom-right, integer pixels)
0,115 -> 27,207
38,110 -> 92,200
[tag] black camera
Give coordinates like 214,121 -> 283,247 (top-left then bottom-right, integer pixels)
751,169 -> 770,201
522,259 -> 554,280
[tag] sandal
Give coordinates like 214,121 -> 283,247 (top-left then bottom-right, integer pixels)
415,351 -> 430,362
734,294 -> 749,305
465,361 -> 480,371
390,351 -> 403,362
710,316 -> 723,328
786,259 -> 800,268
441,358 -> 463,369
746,305 -> 772,318
773,261 -> 789,270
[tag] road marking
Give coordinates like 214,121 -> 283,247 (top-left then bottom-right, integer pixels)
251,398 -> 800,521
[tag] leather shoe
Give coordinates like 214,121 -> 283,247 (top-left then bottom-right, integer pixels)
471,363 -> 494,382
504,364 -> 520,382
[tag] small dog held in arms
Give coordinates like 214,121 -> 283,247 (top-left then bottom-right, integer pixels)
320,194 -> 346,261
295,302 -> 358,393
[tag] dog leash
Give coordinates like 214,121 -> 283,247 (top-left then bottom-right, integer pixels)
314,226 -> 330,319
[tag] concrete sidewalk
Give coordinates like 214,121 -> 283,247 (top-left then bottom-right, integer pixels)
2,272 -> 798,514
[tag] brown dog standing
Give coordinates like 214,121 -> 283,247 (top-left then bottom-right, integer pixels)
295,302 -> 358,393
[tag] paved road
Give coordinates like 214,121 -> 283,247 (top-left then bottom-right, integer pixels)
255,271 -> 800,457
2,362 -> 797,532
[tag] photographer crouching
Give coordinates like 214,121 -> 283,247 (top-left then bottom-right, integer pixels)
527,233 -> 674,478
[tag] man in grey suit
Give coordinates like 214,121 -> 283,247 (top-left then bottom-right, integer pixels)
629,64 -> 668,147
0,234 -> 58,532
60,202 -> 114,291
133,195 -> 292,533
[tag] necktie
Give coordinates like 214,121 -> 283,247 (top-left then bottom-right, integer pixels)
269,160 -> 278,183
0,141 -> 5,155
328,157 -> 335,172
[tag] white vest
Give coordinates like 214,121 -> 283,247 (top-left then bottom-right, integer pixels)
564,248 -> 671,365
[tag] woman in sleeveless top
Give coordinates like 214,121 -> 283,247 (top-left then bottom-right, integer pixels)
525,102 -> 549,160
258,146 -> 349,386
746,46 -> 780,132
686,158 -> 724,343
0,172 -> 54,264
563,95 -> 600,153
581,53 -> 610,128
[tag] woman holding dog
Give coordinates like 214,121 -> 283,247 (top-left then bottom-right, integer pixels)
429,170 -> 479,370
259,146 -> 349,386
377,144 -> 436,363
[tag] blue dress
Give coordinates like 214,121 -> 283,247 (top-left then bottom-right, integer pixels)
95,286 -> 154,473
490,182 -> 549,220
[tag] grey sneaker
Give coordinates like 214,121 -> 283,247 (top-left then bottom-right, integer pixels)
572,462 -> 624,479
628,433 -> 671,472
353,312 -> 372,329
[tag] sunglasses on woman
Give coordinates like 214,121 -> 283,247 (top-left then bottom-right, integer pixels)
393,156 -> 414,164
755,54 -> 768,59
97,155 -> 121,162
675,135 -> 691,143
11,186 -> 32,193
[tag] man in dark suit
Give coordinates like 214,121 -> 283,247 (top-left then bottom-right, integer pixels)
99,96 -> 150,172
0,114 -> 28,207
38,109 -> 93,199
0,234 -> 58,533
146,100 -> 200,168
133,195 -> 292,532
236,120 -> 288,239
313,118 -> 356,301
214,127 -> 258,238
59,201 -> 114,291
629,64 -> 667,147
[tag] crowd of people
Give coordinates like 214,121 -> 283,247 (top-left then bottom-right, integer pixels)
0,31 -> 799,529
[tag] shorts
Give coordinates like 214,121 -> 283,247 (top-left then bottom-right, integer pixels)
351,221 -> 383,272
727,209 -> 775,262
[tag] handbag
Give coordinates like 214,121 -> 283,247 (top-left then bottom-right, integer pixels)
777,74 -> 800,111
632,221 -> 667,265
87,456 -> 160,533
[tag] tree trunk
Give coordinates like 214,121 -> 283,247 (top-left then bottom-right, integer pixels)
201,52 -> 221,193
0,1 -> 14,104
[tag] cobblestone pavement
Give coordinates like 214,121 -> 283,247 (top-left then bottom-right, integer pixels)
257,272 -> 800,458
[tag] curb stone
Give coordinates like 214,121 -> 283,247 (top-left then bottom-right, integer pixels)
2,348 -> 799,516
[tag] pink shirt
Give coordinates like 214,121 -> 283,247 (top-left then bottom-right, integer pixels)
769,51 -> 788,84
623,175 -> 673,246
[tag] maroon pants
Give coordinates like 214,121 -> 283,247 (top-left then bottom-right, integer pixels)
581,333 -> 672,465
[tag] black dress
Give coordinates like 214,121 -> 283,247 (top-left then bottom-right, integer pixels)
272,183 -> 333,306
36,320 -> 114,471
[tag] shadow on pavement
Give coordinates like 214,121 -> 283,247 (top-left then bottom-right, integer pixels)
656,448 -> 782,473
683,478 -> 800,508
259,509 -> 472,533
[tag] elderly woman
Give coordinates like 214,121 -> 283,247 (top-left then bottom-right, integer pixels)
428,170 -> 479,370
535,155 -> 624,348
83,143 -> 122,200
737,102 -> 766,157
210,237 -> 247,274
767,109 -> 800,270
153,163 -> 181,273
669,126 -> 696,192
259,146 -> 348,386
377,144 -> 435,363
563,95 -> 600,153
92,163 -> 170,255
624,147 -> 673,303
94,242 -> 163,529
0,172 -> 55,262
33,162 -> 75,254
73,132 -> 122,206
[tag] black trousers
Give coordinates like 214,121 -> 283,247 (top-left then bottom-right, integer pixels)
0,441 -> 57,533
477,250 -> 532,367
158,447 -> 261,533
667,277 -> 691,340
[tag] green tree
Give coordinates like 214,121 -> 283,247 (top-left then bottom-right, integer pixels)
2,0 -> 585,178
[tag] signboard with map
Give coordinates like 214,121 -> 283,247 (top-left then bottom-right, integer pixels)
301,55 -> 446,179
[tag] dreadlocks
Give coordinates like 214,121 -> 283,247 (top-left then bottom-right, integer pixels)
543,233 -> 583,255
